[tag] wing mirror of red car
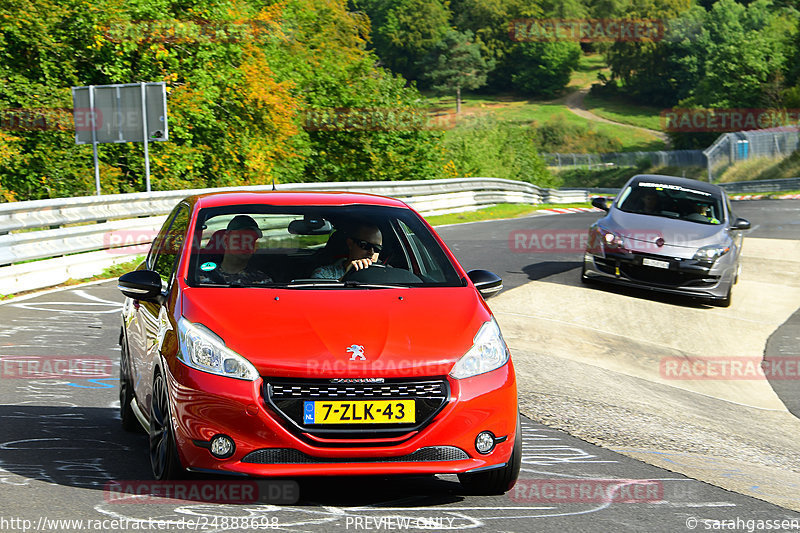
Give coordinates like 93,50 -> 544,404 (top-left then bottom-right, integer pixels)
118,270 -> 163,302
468,269 -> 503,299
591,197 -> 610,212
731,217 -> 751,230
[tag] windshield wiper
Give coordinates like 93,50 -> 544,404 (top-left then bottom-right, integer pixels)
342,281 -> 410,289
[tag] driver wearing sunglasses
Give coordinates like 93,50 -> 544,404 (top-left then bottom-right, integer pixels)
311,223 -> 383,280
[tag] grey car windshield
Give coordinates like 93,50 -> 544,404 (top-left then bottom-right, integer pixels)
187,204 -> 462,288
616,182 -> 724,225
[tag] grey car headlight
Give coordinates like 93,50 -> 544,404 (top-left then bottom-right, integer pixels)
596,226 -> 626,250
693,245 -> 730,263
450,318 -> 510,379
177,317 -> 259,381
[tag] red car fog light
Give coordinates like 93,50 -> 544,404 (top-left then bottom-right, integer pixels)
210,435 -> 235,459
475,431 -> 496,454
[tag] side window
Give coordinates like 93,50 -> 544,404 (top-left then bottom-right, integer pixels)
150,204 -> 190,288
398,220 -> 445,282
147,205 -> 181,269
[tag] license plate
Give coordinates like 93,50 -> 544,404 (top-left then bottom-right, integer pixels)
303,400 -> 415,424
642,258 -> 669,269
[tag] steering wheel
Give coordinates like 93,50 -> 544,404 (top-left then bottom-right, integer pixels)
341,263 -> 422,284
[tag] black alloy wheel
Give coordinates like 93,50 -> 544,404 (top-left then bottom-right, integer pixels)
149,370 -> 183,480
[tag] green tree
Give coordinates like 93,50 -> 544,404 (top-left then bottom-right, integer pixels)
0,0 -> 450,200
419,30 -> 494,113
509,41 -> 581,97
685,0 -> 794,109
355,0 -> 450,81
448,0 -> 541,90
443,119 -> 554,185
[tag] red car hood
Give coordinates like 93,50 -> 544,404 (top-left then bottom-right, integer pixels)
181,287 -> 490,379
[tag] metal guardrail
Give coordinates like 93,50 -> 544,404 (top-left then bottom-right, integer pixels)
2,175 -> 792,295
584,178 -> 800,198
0,178 -> 572,237
0,178 -> 585,274
719,177 -> 800,194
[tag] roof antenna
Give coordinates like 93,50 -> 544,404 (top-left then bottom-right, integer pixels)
272,178 -> 276,191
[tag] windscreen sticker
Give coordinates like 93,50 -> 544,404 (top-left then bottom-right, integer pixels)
638,182 -> 712,196
200,262 -> 217,271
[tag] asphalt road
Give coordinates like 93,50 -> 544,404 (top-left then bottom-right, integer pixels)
0,200 -> 798,532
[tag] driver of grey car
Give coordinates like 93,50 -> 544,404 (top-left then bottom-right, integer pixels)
311,223 -> 383,280
641,190 -> 661,214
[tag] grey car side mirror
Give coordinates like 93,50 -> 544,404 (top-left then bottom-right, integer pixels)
591,197 -> 610,212
731,218 -> 751,231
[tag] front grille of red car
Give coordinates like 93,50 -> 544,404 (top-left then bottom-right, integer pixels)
270,381 -> 446,399
262,378 -> 450,446
241,446 -> 469,464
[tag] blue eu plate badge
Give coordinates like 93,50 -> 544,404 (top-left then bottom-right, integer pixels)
303,401 -> 314,423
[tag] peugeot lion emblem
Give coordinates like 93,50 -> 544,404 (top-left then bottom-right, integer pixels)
347,344 -> 366,361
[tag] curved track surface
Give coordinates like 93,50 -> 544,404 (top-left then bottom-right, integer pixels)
0,200 -> 798,531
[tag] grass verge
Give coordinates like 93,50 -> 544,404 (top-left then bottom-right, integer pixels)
425,202 -> 592,226
582,93 -> 664,131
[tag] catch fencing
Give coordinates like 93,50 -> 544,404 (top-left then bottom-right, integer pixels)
703,129 -> 800,181
541,150 -> 705,170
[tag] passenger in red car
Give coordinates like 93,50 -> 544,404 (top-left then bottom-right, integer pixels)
311,223 -> 383,280
198,215 -> 272,285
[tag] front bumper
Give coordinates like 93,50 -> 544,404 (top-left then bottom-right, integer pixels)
582,251 -> 735,300
164,358 -> 518,477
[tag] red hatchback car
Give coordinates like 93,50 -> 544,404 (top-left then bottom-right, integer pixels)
117,191 -> 520,494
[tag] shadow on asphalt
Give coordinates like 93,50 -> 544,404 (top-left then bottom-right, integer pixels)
0,405 -> 473,506
523,262 -> 718,310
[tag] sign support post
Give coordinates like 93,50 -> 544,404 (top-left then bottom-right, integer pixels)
88,85 -> 101,196
140,82 -> 151,193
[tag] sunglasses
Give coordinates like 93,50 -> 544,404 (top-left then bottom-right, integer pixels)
353,239 -> 383,254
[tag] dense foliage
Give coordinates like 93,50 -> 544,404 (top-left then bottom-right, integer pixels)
0,0 -> 506,200
3,0 -> 800,200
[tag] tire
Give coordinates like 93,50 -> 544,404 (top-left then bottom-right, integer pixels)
580,264 -> 592,285
149,370 -> 184,480
119,331 -> 141,433
710,286 -> 732,308
717,289 -> 732,308
458,415 -> 522,495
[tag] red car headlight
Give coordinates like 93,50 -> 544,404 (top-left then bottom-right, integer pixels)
449,318 -> 510,379
177,317 -> 259,381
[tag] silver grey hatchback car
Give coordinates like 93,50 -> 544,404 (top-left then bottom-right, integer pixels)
581,175 -> 750,307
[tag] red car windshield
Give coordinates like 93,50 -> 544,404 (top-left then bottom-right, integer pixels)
186,204 -> 463,288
